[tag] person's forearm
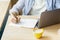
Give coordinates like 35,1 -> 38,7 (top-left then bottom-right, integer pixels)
9,0 -> 25,15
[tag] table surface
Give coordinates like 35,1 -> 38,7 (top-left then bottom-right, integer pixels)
1,15 -> 60,40
0,0 -> 10,29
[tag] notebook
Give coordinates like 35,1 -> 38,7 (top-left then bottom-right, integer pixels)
9,18 -> 38,28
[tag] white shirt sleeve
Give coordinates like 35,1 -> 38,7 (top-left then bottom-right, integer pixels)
9,0 -> 25,15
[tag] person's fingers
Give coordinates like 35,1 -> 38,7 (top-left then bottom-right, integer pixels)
11,18 -> 16,23
17,16 -> 20,22
11,18 -> 18,23
11,17 -> 20,23
12,12 -> 20,21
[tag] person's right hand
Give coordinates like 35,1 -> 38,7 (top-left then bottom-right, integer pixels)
10,12 -> 20,23
11,16 -> 20,23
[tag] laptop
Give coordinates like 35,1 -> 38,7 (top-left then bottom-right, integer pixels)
38,9 -> 60,28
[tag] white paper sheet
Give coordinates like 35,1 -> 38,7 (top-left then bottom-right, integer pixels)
9,18 -> 38,28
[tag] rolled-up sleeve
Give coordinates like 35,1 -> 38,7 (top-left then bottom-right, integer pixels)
9,0 -> 25,14
56,0 -> 60,9
46,0 -> 60,11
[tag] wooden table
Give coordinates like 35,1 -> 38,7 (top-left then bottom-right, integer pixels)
1,15 -> 60,40
0,0 -> 10,29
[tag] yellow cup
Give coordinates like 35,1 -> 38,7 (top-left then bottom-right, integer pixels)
33,28 -> 44,39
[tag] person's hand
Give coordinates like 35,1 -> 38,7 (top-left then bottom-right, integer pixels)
11,16 -> 20,23
10,12 -> 20,23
